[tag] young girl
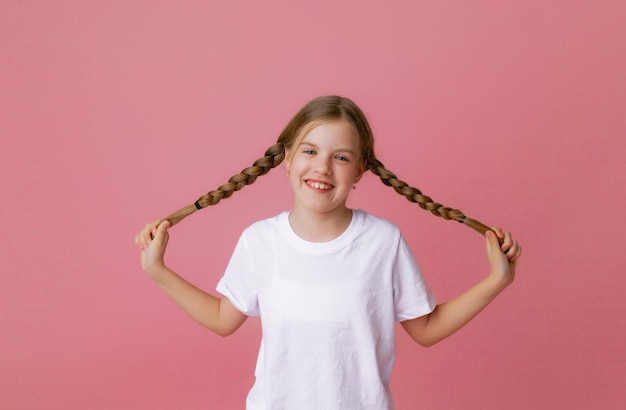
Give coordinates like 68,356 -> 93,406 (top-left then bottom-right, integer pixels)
135,95 -> 521,409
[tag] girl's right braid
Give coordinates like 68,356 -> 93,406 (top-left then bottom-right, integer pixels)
162,142 -> 285,226
367,157 -> 497,239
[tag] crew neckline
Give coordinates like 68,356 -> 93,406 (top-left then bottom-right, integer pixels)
279,209 -> 363,254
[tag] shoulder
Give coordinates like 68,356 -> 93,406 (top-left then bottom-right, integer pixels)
354,209 -> 402,240
240,212 -> 287,239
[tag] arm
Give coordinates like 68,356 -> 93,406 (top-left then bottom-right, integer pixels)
401,228 -> 522,347
134,220 -> 247,337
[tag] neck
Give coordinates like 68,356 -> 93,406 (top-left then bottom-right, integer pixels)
288,207 -> 353,243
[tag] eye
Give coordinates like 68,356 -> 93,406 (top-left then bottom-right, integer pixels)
335,155 -> 350,162
303,149 -> 316,155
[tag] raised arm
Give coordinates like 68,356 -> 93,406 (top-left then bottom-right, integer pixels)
401,228 -> 522,347
134,220 -> 247,336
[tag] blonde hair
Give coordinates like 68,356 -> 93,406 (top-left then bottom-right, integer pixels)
163,95 -> 494,237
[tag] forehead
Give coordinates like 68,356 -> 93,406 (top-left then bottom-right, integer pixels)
295,119 -> 359,148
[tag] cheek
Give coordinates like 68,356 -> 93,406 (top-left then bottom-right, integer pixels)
287,154 -> 309,175
286,160 -> 305,185
285,153 -> 297,175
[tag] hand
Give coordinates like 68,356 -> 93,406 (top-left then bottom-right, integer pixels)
485,227 -> 522,289
134,219 -> 171,279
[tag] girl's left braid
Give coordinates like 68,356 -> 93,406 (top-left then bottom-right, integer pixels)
367,157 -> 498,239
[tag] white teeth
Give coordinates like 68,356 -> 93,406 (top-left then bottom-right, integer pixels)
310,181 -> 331,190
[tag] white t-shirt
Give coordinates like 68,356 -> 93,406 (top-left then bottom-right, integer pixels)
217,209 -> 436,409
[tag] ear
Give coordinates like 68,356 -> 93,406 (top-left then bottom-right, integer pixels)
354,161 -> 366,183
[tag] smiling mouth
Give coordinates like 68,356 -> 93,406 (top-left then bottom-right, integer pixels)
306,180 -> 333,190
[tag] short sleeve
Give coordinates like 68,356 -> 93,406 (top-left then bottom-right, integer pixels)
392,234 -> 437,321
216,232 -> 260,316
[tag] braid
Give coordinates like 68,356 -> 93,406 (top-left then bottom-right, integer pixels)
162,146 -> 495,240
163,142 -> 285,226
162,147 -> 494,238
160,95 -> 497,241
367,157 -> 495,238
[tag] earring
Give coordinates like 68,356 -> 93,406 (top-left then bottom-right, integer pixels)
352,184 -> 356,190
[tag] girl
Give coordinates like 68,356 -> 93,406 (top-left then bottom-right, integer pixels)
135,95 -> 521,409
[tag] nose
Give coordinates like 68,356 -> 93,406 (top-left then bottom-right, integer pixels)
314,155 -> 332,175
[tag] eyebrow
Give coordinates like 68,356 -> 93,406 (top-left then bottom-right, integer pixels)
299,141 -> 356,154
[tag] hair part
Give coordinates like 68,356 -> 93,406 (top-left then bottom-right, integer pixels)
162,95 -> 495,238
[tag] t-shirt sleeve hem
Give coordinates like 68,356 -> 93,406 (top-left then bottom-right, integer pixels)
395,294 -> 437,322
216,278 -> 260,317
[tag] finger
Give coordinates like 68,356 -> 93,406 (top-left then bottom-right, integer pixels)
154,219 -> 171,240
141,222 -> 157,248
491,228 -> 514,253
135,232 -> 148,250
504,239 -> 518,258
509,244 -> 522,262
149,219 -> 161,239
142,223 -> 153,247
491,226 -> 504,238
485,230 -> 502,253
492,227 -> 506,243
488,227 -> 507,248
501,231 -> 514,254
148,220 -> 171,249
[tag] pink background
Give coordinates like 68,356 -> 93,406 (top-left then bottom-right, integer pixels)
2,1 -> 625,409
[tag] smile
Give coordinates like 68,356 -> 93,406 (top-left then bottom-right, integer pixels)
306,180 -> 333,190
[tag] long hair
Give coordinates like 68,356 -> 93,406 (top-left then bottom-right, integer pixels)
162,95 -> 494,237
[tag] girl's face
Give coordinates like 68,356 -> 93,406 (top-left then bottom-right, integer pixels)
285,119 -> 365,217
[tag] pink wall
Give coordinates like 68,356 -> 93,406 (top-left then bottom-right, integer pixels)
2,1 -> 625,408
